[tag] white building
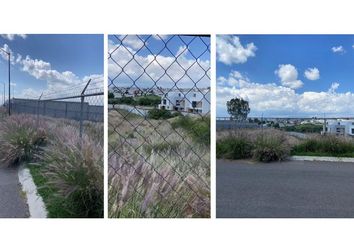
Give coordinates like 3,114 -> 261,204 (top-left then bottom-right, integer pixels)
324,120 -> 354,137
158,90 -> 210,115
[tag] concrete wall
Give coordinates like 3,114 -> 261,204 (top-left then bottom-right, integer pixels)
216,120 -> 260,130
11,98 -> 103,122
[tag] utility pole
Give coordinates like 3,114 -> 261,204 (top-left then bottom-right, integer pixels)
0,48 -> 10,115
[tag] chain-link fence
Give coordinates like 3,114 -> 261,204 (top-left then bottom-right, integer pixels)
8,78 -> 103,138
108,34 -> 210,218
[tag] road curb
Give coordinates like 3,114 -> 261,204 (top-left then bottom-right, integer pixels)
290,156 -> 354,163
18,166 -> 48,218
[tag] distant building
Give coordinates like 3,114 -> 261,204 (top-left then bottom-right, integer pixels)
324,120 -> 354,137
158,90 -> 210,115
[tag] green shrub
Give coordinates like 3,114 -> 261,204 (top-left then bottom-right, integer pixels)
253,132 -> 290,162
136,95 -> 161,106
291,135 -> 354,157
216,137 -> 252,159
283,123 -> 323,133
108,97 -> 136,105
147,109 -> 173,119
171,116 -> 210,145
0,115 -> 47,166
39,126 -> 103,218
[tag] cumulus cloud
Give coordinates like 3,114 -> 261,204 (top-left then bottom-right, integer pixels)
1,34 -> 27,41
19,55 -> 81,90
275,64 -> 303,89
108,39 -> 210,89
304,67 -> 320,81
331,45 -> 345,53
1,44 -> 102,97
328,82 -> 339,93
217,71 -> 354,117
216,35 -> 257,65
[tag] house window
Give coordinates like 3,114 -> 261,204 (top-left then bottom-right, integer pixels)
352,128 -> 354,134
178,93 -> 181,97
176,100 -> 180,106
163,99 -> 166,104
193,93 -> 196,97
192,101 -> 197,108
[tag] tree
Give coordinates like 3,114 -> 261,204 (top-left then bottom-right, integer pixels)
226,97 -> 250,121
108,91 -> 115,99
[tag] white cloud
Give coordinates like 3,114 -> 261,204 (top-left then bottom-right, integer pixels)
331,45 -> 345,53
0,44 -> 15,63
152,35 -> 169,41
108,39 -> 210,89
216,35 -> 257,65
275,64 -> 303,89
352,44 -> 354,49
1,44 -> 102,97
304,67 -> 320,81
19,55 -> 81,90
118,35 -> 144,50
19,88 -> 42,99
328,82 -> 339,93
1,34 -> 27,41
217,72 -> 354,117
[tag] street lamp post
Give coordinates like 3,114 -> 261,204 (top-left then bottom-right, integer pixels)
0,48 -> 10,115
0,82 -> 4,106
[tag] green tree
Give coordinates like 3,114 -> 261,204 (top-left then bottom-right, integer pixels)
226,97 -> 250,121
108,91 -> 115,99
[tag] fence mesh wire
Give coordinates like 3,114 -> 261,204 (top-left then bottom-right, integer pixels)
108,34 -> 210,218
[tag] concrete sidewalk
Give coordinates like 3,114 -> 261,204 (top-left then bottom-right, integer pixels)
0,167 -> 29,218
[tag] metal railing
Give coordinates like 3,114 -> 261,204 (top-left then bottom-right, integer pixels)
108,34 -> 211,218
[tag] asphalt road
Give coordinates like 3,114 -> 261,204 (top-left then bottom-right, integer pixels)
217,160 -> 354,218
0,167 -> 29,218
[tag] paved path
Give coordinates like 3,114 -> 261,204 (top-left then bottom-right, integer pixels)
217,160 -> 354,218
0,167 -> 29,218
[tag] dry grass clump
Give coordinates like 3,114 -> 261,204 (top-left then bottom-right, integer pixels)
108,110 -> 210,218
217,129 -> 292,162
38,125 -> 103,217
252,130 -> 291,162
0,114 -> 47,166
0,113 -> 103,217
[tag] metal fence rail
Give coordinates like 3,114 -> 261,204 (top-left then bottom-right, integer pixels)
108,34 -> 211,218
9,78 -> 103,138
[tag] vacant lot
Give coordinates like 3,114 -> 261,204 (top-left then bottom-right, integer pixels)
217,160 -> 354,218
108,109 -> 210,218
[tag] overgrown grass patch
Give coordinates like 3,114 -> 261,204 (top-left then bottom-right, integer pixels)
291,135 -> 354,157
27,163 -> 74,218
216,129 -> 291,162
0,114 -> 103,218
216,137 -> 252,159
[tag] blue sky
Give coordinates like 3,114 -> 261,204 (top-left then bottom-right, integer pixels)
216,35 -> 354,117
0,34 -> 103,102
108,35 -> 210,89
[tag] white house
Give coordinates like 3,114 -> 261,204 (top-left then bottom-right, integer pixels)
324,119 -> 354,137
158,89 -> 210,115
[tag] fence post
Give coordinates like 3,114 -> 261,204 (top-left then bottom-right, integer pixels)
37,93 -> 43,128
65,102 -> 68,118
80,79 -> 91,138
